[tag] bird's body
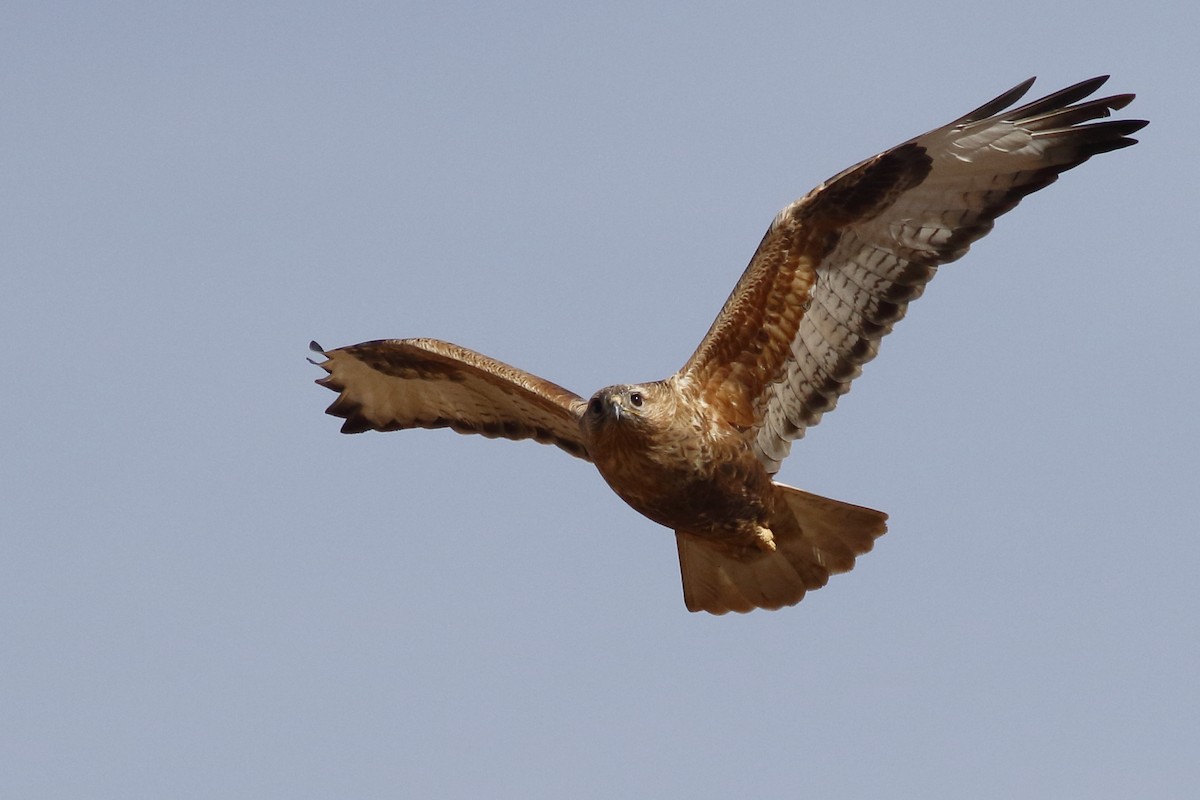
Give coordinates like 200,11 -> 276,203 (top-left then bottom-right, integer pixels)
583,379 -> 775,547
312,76 -> 1145,614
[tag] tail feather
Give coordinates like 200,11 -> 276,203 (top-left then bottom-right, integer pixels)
676,482 -> 887,614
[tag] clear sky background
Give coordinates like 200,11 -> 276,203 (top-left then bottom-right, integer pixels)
3,2 -> 1196,798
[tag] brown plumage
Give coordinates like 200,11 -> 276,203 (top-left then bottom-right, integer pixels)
312,76 -> 1146,614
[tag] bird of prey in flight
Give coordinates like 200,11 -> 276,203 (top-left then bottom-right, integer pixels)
312,76 -> 1145,614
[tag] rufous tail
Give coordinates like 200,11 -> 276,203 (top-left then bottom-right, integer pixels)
676,483 -> 887,614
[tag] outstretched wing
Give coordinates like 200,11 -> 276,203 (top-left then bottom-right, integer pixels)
678,76 -> 1147,473
311,339 -> 591,460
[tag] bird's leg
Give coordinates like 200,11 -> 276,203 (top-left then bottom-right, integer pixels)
753,525 -> 777,552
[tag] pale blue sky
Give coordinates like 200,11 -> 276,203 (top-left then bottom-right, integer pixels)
3,2 -> 1197,798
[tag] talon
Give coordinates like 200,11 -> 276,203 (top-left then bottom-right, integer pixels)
754,525 -> 777,552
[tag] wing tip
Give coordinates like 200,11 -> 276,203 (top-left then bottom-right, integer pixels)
308,340 -> 330,367
1103,92 -> 1136,112
957,74 -> 1136,128
956,76 -> 1036,124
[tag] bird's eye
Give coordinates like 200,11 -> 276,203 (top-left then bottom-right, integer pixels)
588,397 -> 604,416
629,391 -> 643,407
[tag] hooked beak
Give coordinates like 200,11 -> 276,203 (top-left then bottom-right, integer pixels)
607,394 -> 624,421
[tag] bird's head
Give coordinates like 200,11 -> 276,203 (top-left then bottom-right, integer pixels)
580,382 -> 670,443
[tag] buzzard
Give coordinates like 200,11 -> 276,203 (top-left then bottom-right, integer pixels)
312,76 -> 1145,614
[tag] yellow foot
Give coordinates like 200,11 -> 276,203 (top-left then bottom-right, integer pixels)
754,525 -> 777,552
